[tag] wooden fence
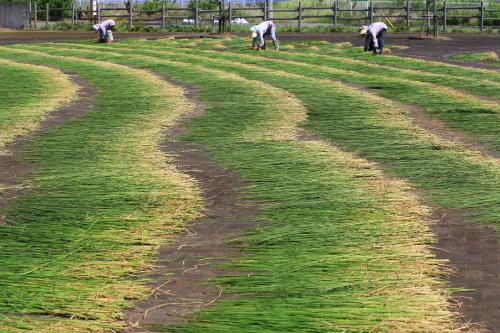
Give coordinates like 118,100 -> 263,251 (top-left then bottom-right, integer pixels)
29,1 -> 500,33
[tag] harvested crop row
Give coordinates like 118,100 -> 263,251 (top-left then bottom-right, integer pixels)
449,51 -> 500,67
244,38 -> 500,84
13,44 -> 460,332
134,41 -> 500,151
110,44 -> 499,156
185,38 -> 500,101
49,43 -> 500,232
0,48 -> 200,332
0,58 -> 77,151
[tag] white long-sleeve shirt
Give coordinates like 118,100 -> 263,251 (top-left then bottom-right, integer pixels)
366,22 -> 387,48
97,19 -> 115,32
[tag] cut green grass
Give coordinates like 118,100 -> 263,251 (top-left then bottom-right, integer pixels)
0,48 -> 200,332
34,42 -> 500,230
0,58 -> 76,150
449,51 -> 500,67
61,39 -> 500,152
0,43 -> 461,332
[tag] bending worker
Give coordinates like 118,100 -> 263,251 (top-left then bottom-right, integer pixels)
250,20 -> 279,51
359,22 -> 387,55
92,19 -> 116,43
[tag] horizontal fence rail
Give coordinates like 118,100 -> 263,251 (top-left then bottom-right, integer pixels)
26,0 -> 500,33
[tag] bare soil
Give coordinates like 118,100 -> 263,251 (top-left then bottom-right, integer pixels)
433,209 -> 500,332
122,84 -> 264,332
0,74 -> 95,225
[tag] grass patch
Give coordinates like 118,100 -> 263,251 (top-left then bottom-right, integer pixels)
3,42 -> 462,332
83,39 -> 500,151
42,41 -> 500,231
0,58 -> 77,150
449,51 -> 500,67
0,48 -> 200,332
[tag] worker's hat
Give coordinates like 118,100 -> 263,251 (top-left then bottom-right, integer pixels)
358,25 -> 368,36
92,24 -> 99,32
251,31 -> 257,39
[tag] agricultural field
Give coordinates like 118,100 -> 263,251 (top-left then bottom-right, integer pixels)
0,36 -> 499,333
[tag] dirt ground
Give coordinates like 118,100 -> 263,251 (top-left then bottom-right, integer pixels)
122,84 -> 265,332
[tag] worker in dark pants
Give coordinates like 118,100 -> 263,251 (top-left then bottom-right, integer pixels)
359,22 -> 388,55
92,19 -> 116,43
250,20 -> 279,51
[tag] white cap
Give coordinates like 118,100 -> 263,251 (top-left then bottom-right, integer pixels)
92,24 -> 99,32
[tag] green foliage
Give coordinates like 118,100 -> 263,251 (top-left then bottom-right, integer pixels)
187,0 -> 218,11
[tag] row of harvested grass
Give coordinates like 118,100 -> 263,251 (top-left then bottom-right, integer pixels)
54,39 -> 500,153
0,48 -> 201,332
7,42 -> 461,332
58,40 -> 499,156
204,38 -> 500,100
0,58 -> 77,151
230,38 -> 500,83
40,41 -> 500,231
449,51 -> 500,67
161,39 -> 500,151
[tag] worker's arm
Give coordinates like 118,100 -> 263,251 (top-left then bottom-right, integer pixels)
369,29 -> 379,48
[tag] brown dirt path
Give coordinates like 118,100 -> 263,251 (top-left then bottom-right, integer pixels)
0,74 -> 95,225
433,210 -> 500,332
122,85 -> 264,332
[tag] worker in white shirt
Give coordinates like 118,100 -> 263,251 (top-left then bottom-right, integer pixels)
250,20 -> 279,51
359,22 -> 388,55
92,19 -> 116,43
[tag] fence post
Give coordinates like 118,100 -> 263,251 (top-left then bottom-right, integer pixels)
298,1 -> 302,32
228,2 -> 232,32
45,2 -> 49,28
480,1 -> 484,31
161,2 -> 165,30
405,0 -> 410,29
128,0 -> 133,28
263,0 -> 267,20
71,1 -> 75,29
218,0 -> 222,32
443,0 -> 446,32
29,2 -> 32,28
369,1 -> 373,24
433,0 -> 438,36
96,0 -> 100,22
195,0 -> 199,29
333,0 -> 337,29
426,0 -> 431,34
34,1 -> 38,28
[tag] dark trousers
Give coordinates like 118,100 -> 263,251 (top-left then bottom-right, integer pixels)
364,29 -> 385,54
